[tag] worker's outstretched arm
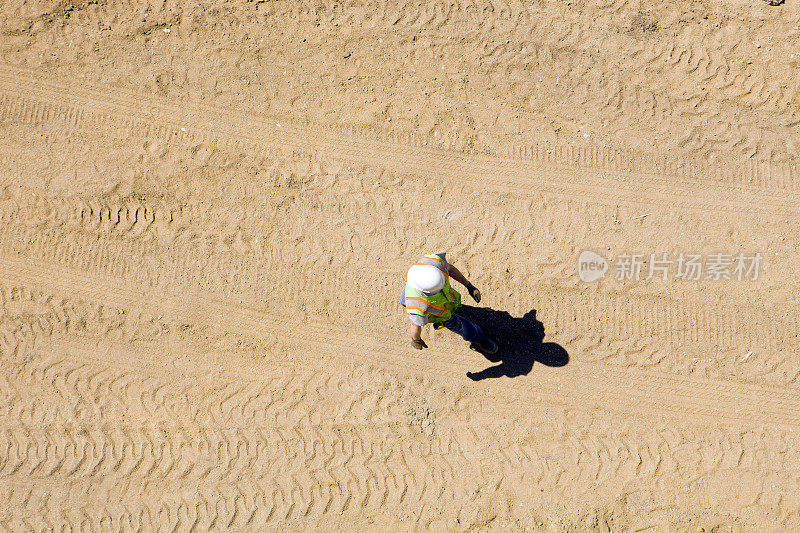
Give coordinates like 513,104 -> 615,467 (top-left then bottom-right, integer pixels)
448,262 -> 482,303
447,263 -> 470,287
408,323 -> 427,349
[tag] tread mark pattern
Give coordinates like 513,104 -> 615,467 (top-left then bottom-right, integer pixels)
1,338 -> 800,530
2,263 -> 800,429
1,66 -> 799,215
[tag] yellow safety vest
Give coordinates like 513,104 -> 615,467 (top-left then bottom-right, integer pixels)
402,254 -> 461,323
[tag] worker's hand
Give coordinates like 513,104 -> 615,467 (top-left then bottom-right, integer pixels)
466,283 -> 481,303
411,338 -> 428,350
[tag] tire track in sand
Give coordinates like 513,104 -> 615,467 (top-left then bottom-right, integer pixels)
0,328 -> 800,530
2,335 -> 800,530
1,254 -> 799,428
3,204 -> 797,388
1,64 -> 799,215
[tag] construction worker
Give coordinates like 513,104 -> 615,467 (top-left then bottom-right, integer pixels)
401,252 -> 498,354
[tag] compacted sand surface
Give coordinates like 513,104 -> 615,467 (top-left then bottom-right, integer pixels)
1,0 -> 800,530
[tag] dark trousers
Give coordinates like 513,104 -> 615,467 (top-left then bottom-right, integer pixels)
442,313 -> 486,343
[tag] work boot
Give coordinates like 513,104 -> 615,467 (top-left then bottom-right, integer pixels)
470,336 -> 498,355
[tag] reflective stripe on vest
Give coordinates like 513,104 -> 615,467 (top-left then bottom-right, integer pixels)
415,254 -> 448,275
403,296 -> 446,316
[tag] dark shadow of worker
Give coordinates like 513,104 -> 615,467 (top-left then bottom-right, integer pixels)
455,305 -> 569,381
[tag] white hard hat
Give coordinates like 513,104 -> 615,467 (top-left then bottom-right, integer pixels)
407,264 -> 445,293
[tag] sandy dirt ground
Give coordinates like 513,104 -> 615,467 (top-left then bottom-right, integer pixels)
1,0 -> 800,530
